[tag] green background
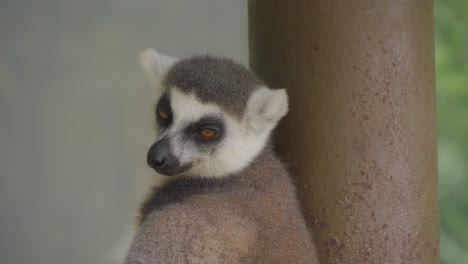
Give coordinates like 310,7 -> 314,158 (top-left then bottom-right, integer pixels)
436,0 -> 468,263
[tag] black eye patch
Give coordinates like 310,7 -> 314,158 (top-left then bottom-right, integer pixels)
155,93 -> 172,127
184,116 -> 225,143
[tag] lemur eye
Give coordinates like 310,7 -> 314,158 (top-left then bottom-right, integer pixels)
158,109 -> 168,120
185,117 -> 223,143
199,129 -> 217,138
155,94 -> 172,127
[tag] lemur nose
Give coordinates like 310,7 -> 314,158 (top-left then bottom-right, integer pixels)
153,157 -> 165,167
147,140 -> 168,169
147,137 -> 186,176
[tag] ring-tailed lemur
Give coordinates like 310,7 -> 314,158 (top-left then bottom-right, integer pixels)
122,49 -> 318,264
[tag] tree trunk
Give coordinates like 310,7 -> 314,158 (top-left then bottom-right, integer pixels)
249,1 -> 439,263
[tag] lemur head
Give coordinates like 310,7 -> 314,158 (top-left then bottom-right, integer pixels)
140,49 -> 288,178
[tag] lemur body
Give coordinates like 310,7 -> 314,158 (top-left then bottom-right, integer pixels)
123,49 -> 318,264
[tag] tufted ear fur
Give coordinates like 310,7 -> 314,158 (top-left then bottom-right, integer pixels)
139,48 -> 178,89
244,86 -> 289,133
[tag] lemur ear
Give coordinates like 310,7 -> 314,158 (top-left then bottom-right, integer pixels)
139,48 -> 178,85
245,86 -> 289,132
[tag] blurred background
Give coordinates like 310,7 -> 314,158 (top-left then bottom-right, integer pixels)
436,0 -> 468,263
0,0 -> 466,263
0,1 -> 247,264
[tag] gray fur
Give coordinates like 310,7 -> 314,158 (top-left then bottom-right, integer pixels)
123,51 -> 318,264
164,56 -> 263,117
126,146 -> 319,264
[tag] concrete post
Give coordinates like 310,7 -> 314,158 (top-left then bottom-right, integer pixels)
249,1 -> 439,263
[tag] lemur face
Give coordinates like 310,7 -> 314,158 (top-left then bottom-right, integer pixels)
140,49 -> 288,178
147,89 -> 227,176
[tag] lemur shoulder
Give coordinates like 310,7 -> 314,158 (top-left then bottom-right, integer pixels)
122,49 -> 319,264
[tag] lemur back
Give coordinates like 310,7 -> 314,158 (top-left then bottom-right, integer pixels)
122,49 -> 319,264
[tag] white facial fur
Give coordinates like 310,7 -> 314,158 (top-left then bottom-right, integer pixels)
140,48 -> 289,179
164,88 -> 280,178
